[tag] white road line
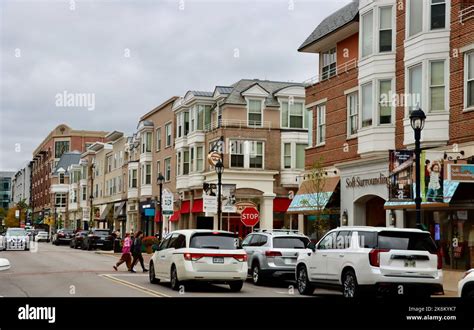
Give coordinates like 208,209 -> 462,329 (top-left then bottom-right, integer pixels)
99,274 -> 171,297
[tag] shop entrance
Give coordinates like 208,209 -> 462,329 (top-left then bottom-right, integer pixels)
196,216 -> 214,230
226,215 -> 253,240
354,195 -> 387,227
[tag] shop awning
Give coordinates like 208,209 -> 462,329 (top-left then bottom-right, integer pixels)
181,200 -> 190,214
99,203 -> 113,221
273,198 -> 291,212
287,177 -> 340,214
170,211 -> 180,222
113,201 -> 126,219
384,180 -> 460,210
192,199 -> 203,213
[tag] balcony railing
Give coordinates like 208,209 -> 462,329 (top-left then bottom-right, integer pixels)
460,4 -> 474,24
302,58 -> 358,86
205,119 -> 272,131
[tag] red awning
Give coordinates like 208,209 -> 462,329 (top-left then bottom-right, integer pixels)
170,211 -> 180,222
181,200 -> 190,214
154,211 -> 162,223
191,199 -> 203,213
273,198 -> 291,213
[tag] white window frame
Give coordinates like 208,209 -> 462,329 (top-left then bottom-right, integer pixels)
247,98 -> 264,127
407,0 -> 424,38
407,63 -> 424,116
281,100 -> 305,129
378,6 -> 393,53
465,51 -> 474,111
430,0 -> 446,31
428,60 -> 446,112
316,104 -> 326,146
321,48 -> 337,80
165,122 -> 172,147
361,9 -> 374,58
378,79 -> 393,125
229,140 -> 264,169
346,89 -> 359,138
196,146 -> 204,171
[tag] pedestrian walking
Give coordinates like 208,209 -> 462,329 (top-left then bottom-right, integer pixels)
113,233 -> 132,271
130,231 -> 148,273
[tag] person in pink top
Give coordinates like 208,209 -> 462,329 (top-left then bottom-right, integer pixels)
113,233 -> 132,271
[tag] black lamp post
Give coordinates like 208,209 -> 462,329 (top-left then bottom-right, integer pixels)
215,159 -> 224,230
156,173 -> 165,240
409,107 -> 426,228
88,162 -> 95,231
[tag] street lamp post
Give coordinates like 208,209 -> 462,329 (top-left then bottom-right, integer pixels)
156,173 -> 165,240
215,159 -> 224,230
88,162 -> 95,231
409,107 -> 426,229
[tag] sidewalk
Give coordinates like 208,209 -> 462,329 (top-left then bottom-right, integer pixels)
95,250 -> 153,264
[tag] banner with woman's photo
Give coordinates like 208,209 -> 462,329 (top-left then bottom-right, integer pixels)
421,150 -> 445,203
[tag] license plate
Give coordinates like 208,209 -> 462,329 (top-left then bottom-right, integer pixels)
404,260 -> 416,267
213,257 -> 224,264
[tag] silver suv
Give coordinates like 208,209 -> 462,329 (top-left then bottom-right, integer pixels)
242,230 -> 310,285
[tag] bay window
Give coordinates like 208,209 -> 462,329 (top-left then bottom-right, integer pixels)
177,152 -> 181,175
430,61 -> 445,112
379,7 -> 392,52
249,142 -> 263,169
295,144 -> 306,169
204,105 -> 212,130
190,148 -> 194,172
55,193 -> 67,207
361,10 -> 373,57
284,143 -> 291,169
282,143 -> 307,169
129,168 -> 137,188
361,82 -> 373,127
379,80 -> 392,124
321,48 -> 336,80
347,92 -> 358,136
409,0 -> 423,37
197,105 -> 204,131
408,64 -> 423,112
248,99 -> 263,126
430,0 -> 446,30
196,146 -> 204,171
306,109 -> 313,145
466,52 -> 474,109
316,104 -> 326,145
141,163 -> 151,185
82,186 -> 87,201
183,150 -> 190,175
142,131 -> 152,153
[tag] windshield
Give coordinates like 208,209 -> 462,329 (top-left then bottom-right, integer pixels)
377,231 -> 437,253
273,237 -> 309,249
190,233 -> 239,250
93,231 -> 110,236
7,230 -> 27,237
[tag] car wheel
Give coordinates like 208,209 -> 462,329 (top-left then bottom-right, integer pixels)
342,270 -> 359,298
252,263 -> 264,286
149,261 -> 160,284
296,265 -> 314,295
462,287 -> 474,298
170,265 -> 181,291
229,281 -> 244,292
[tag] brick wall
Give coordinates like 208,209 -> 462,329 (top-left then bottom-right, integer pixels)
395,0 -> 406,149
450,0 -> 474,145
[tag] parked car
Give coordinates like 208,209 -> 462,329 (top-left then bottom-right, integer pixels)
242,229 -> 310,285
82,229 -> 114,250
295,226 -> 443,298
35,231 -> 50,242
458,269 -> 474,298
0,228 -> 30,251
70,231 -> 90,249
52,229 -> 74,245
149,229 -> 247,292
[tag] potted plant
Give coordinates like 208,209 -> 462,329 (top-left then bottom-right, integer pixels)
142,236 -> 159,254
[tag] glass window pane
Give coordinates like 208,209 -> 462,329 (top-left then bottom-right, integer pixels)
362,10 -> 373,57
362,83 -> 373,127
379,80 -> 392,124
468,53 -> 474,80
296,144 -> 306,169
409,65 -> 422,111
468,81 -> 474,107
379,7 -> 392,29
431,2 -> 446,30
284,143 -> 291,168
379,30 -> 392,52
431,61 -> 444,86
282,102 -> 288,127
197,106 -> 204,130
249,100 -> 261,113
409,0 -> 423,36
430,86 -> 445,111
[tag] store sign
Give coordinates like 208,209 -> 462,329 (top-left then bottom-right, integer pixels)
203,195 -> 218,214
388,149 -> 414,201
345,173 -> 389,188
448,164 -> 474,182
162,192 -> 174,215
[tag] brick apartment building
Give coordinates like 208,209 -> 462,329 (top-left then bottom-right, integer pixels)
30,124 -> 107,223
297,0 -> 474,268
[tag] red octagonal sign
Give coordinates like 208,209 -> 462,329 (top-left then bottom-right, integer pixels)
241,207 -> 259,227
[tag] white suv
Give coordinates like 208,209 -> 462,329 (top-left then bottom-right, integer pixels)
458,269 -> 474,298
296,226 -> 443,297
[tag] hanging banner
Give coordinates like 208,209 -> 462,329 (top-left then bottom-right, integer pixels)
203,194 -> 218,214
388,150 -> 414,201
222,184 -> 236,213
421,150 -> 445,203
162,191 -> 174,215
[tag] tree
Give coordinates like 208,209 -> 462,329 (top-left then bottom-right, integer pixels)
15,199 -> 29,223
5,207 -> 20,228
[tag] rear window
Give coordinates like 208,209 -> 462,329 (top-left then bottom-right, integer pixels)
190,233 -> 239,250
93,231 -> 110,236
377,231 -> 437,253
357,231 -> 377,248
273,237 -> 309,249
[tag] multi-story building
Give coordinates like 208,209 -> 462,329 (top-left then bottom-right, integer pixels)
12,165 -> 31,205
30,124 -> 107,222
170,79 -> 308,238
298,0 -> 474,269
0,171 -> 15,210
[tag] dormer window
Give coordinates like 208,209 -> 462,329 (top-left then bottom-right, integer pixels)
59,173 -> 65,184
321,48 -> 336,80
248,99 -> 263,127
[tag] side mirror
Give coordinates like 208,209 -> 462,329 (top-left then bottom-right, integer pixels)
307,241 -> 316,252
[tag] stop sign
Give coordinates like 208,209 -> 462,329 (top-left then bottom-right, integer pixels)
241,207 -> 259,227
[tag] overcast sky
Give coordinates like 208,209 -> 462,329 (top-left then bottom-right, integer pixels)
0,0 -> 350,171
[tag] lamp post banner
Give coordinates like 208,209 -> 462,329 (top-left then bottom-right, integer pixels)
388,149 -> 414,201
162,192 -> 174,215
222,184 -> 236,213
421,150 -> 445,203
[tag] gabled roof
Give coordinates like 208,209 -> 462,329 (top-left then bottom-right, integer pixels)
53,152 -> 81,175
298,0 -> 359,52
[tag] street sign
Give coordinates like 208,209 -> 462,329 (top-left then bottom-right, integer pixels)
241,207 -> 259,227
203,195 -> 218,213
162,191 -> 174,215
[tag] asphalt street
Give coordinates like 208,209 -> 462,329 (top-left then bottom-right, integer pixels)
0,242 -> 340,298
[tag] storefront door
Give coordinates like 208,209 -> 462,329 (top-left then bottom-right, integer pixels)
365,196 -> 386,227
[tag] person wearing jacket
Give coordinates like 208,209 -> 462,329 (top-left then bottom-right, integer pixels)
113,233 -> 132,271
130,231 -> 148,273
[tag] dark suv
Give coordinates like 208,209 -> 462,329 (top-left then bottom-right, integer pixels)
70,231 -> 90,249
82,229 -> 114,250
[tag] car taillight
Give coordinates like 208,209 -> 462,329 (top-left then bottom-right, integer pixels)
369,249 -> 390,267
233,254 -> 248,262
265,251 -> 282,257
183,253 -> 204,261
